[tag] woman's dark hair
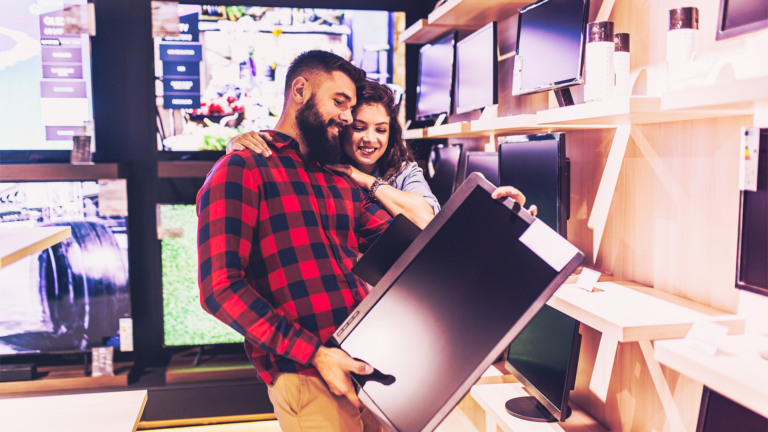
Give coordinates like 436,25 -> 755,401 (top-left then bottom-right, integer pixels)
347,80 -> 414,181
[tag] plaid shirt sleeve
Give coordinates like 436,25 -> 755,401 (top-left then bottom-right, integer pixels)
197,153 -> 321,365
358,189 -> 393,253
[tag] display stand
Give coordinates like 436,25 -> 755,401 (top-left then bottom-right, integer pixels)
0,362 -> 132,395
165,349 -> 257,384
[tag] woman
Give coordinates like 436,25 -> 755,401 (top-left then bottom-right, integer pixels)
227,80 -> 440,228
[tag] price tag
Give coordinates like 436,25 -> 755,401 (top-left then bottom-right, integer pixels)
91,347 -> 114,377
98,179 -> 128,217
519,219 -> 580,272
683,320 -> 729,356
739,127 -> 760,192
575,268 -> 601,292
119,318 -> 134,352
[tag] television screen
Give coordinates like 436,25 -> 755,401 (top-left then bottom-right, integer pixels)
416,32 -> 456,120
154,5 -> 404,151
455,22 -> 497,114
464,151 -> 499,186
697,387 -> 768,432
514,0 -> 589,96
717,0 -> 768,40
736,128 -> 768,295
505,304 -> 580,419
0,181 -> 130,355
159,204 -> 243,346
0,0 -> 95,153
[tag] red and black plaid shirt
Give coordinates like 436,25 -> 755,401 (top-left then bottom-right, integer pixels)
197,131 -> 391,385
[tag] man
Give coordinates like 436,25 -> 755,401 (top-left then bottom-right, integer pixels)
197,50 -> 536,431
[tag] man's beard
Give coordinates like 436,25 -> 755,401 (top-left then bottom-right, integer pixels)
296,95 -> 343,165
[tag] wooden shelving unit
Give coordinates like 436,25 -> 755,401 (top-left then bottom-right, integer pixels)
0,226 -> 71,269
0,163 -> 126,181
403,127 -> 427,140
400,19 -> 454,44
426,121 -> 472,138
469,114 -> 541,136
428,0 -> 527,28
157,161 -> 216,178
655,334 -> 768,419
165,350 -> 257,384
660,75 -> 768,111
0,363 -> 132,395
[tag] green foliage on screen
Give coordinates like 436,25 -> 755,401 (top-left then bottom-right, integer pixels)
161,205 -> 244,346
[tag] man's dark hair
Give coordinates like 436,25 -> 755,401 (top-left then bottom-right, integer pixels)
284,50 -> 366,96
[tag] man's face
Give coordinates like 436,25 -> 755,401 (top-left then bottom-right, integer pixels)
296,71 -> 357,165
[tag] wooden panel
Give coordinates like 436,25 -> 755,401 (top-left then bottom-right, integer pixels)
0,226 -> 71,268
400,19 -> 456,44
661,75 -> 768,111
0,390 -> 146,432
157,161 -> 216,178
165,352 -> 257,384
428,0 -> 526,28
0,163 -> 125,181
137,414 -> 278,430
404,128 -> 427,140
0,363 -> 131,395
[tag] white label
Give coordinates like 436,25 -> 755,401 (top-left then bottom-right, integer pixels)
98,179 -> 128,217
575,268 -> 601,292
119,318 -> 134,352
683,320 -> 729,356
519,219 -> 580,272
739,127 -> 760,192
512,55 -> 523,95
92,346 -> 114,377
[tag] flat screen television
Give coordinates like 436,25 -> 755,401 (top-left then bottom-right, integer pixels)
736,128 -> 768,296
697,386 -> 768,432
416,32 -> 457,121
427,143 -> 463,207
159,204 -> 243,346
455,22 -> 498,115
463,151 -> 499,186
504,304 -> 581,422
0,0 -> 96,163
513,0 -> 590,96
330,173 -> 584,432
0,181 -> 131,355
716,0 -> 768,40
498,133 -> 570,238
153,5 -> 403,152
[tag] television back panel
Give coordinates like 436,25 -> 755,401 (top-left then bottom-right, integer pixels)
331,173 -> 584,432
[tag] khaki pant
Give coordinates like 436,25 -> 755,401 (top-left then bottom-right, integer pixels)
268,373 -> 385,432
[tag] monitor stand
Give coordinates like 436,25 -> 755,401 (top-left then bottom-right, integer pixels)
554,88 -> 576,107
505,396 -> 571,422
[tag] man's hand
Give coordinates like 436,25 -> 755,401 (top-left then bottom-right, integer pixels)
226,131 -> 273,156
491,186 -> 538,217
311,345 -> 373,408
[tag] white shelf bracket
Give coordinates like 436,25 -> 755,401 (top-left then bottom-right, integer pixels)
589,334 -> 619,402
639,340 -> 687,432
587,125 -> 631,262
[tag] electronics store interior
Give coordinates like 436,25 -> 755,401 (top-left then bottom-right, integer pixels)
1,0 -> 767,431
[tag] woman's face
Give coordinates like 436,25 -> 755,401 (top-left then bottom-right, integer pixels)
343,103 -> 390,168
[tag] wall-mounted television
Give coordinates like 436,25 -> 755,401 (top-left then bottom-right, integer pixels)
153,5 -> 403,152
0,181 -> 130,355
0,0 -> 96,163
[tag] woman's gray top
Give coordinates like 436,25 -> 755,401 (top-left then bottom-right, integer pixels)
371,161 -> 441,216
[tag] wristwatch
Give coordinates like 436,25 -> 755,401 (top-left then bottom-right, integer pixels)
368,177 -> 386,201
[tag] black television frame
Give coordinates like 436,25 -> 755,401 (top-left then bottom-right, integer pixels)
416,31 -> 458,121
454,22 -> 498,115
330,173 -> 585,432
513,0 -> 590,96
696,386 -> 768,431
503,306 -> 582,422
716,0 -> 768,41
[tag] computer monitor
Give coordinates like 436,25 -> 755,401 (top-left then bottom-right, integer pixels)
331,173 -> 584,432
0,181 -> 131,355
455,22 -> 498,114
736,128 -> 768,296
352,214 -> 422,287
463,151 -> 499,186
427,144 -> 463,207
498,133 -> 570,237
504,304 -> 581,422
159,204 -> 243,346
716,0 -> 768,40
513,0 -> 590,96
696,386 -> 768,432
417,32 -> 457,121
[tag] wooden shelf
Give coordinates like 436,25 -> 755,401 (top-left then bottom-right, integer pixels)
426,121 -> 472,138
661,75 -> 768,111
0,363 -> 131,395
165,351 -> 257,384
655,335 -> 768,419
536,97 -> 752,127
157,161 -> 216,178
547,281 -> 745,342
400,19 -> 454,44
0,163 -> 126,181
428,0 -> 527,28
470,383 -> 608,432
403,127 -> 427,140
0,226 -> 71,269
470,114 -> 540,136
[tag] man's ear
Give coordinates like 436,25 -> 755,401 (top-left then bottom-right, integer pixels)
291,77 -> 310,104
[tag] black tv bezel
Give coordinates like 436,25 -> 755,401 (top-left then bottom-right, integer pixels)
734,128 -> 768,297
463,150 -> 499,183
330,172 -> 585,432
716,0 -> 768,41
498,132 -> 569,238
416,31 -> 458,121
514,0 -> 591,96
454,21 -> 499,115
503,307 -> 582,422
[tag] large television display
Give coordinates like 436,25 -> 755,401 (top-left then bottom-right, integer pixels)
0,182 -> 130,355
0,0 -> 95,153
160,204 -> 243,346
154,5 -> 403,151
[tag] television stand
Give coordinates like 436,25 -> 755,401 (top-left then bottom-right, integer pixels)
505,396 -> 571,422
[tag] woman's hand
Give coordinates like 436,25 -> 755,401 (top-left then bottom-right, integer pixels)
491,186 -> 538,217
226,131 -> 273,156
327,164 -> 376,190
